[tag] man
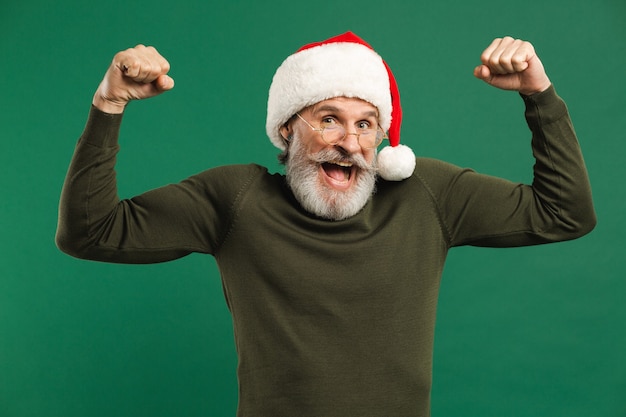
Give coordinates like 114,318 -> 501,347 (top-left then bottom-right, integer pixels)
56,32 -> 596,416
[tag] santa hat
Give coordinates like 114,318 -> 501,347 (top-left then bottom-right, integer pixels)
266,31 -> 416,181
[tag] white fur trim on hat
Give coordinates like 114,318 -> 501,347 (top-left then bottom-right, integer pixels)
266,42 -> 391,151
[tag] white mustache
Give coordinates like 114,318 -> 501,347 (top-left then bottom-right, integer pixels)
306,148 -> 376,172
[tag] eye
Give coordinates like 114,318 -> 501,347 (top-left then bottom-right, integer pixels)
357,120 -> 372,130
320,116 -> 339,127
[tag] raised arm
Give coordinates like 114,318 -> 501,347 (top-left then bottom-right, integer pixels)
432,37 -> 596,247
56,46 -> 217,263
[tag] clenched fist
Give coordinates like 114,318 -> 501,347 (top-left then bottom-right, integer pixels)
474,37 -> 551,96
93,45 -> 174,114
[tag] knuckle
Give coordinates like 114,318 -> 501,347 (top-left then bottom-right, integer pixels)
142,61 -> 154,75
511,55 -> 524,65
113,51 -> 125,62
521,41 -> 533,52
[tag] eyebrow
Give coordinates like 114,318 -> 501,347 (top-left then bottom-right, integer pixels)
311,104 -> 379,119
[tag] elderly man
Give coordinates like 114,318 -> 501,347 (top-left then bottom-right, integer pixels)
57,32 -> 595,417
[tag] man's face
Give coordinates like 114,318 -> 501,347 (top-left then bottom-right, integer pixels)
282,97 -> 379,220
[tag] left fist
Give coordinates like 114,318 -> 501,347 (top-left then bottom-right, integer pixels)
474,36 -> 551,95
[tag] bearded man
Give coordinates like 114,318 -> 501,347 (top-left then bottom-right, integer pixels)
56,32 -> 595,417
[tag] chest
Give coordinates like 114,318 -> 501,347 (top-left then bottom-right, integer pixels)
218,187 -> 447,318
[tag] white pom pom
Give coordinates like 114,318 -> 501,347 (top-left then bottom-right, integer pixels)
377,144 -> 416,181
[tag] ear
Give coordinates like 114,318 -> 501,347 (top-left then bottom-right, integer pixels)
279,123 -> 293,141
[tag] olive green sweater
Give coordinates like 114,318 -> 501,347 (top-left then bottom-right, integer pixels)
57,86 -> 595,417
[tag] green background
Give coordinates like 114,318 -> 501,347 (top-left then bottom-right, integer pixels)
1,0 -> 624,416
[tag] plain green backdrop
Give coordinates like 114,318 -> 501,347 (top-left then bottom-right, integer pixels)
1,0 -> 624,416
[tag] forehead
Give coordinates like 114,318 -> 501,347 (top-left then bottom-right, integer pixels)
306,97 -> 379,117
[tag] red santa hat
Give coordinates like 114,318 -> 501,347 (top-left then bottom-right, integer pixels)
266,31 -> 416,181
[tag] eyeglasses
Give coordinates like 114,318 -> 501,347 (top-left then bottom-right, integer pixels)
295,113 -> 387,149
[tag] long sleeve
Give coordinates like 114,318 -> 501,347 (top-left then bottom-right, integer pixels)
55,106 -> 262,264
414,85 -> 596,248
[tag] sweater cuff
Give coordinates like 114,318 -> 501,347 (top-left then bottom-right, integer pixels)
80,105 -> 124,148
521,85 -> 569,127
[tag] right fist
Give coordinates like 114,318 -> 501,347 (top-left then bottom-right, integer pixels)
93,45 -> 174,114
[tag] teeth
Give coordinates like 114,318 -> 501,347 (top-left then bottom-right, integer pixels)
330,160 -> 353,167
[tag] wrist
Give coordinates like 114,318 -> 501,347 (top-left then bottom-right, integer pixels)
519,78 -> 552,96
92,94 -> 127,114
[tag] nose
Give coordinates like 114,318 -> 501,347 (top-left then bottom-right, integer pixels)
337,131 -> 362,155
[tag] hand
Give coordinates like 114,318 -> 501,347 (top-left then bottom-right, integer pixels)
473,37 -> 551,96
93,45 -> 174,113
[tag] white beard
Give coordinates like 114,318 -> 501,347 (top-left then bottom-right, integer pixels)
285,135 -> 378,221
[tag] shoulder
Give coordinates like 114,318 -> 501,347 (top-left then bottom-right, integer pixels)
191,163 -> 273,184
377,157 -> 472,210
411,157 -> 468,188
376,157 -> 466,206
187,163 -> 284,198
377,157 -> 464,191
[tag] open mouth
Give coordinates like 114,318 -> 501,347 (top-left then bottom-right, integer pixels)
322,160 -> 353,181
320,160 -> 355,188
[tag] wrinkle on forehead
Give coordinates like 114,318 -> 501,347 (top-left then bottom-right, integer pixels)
306,97 -> 379,119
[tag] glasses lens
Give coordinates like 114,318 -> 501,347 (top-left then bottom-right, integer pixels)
374,129 -> 385,147
321,125 -> 345,145
358,130 -> 376,149
356,129 -> 385,149
320,125 -> 386,149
